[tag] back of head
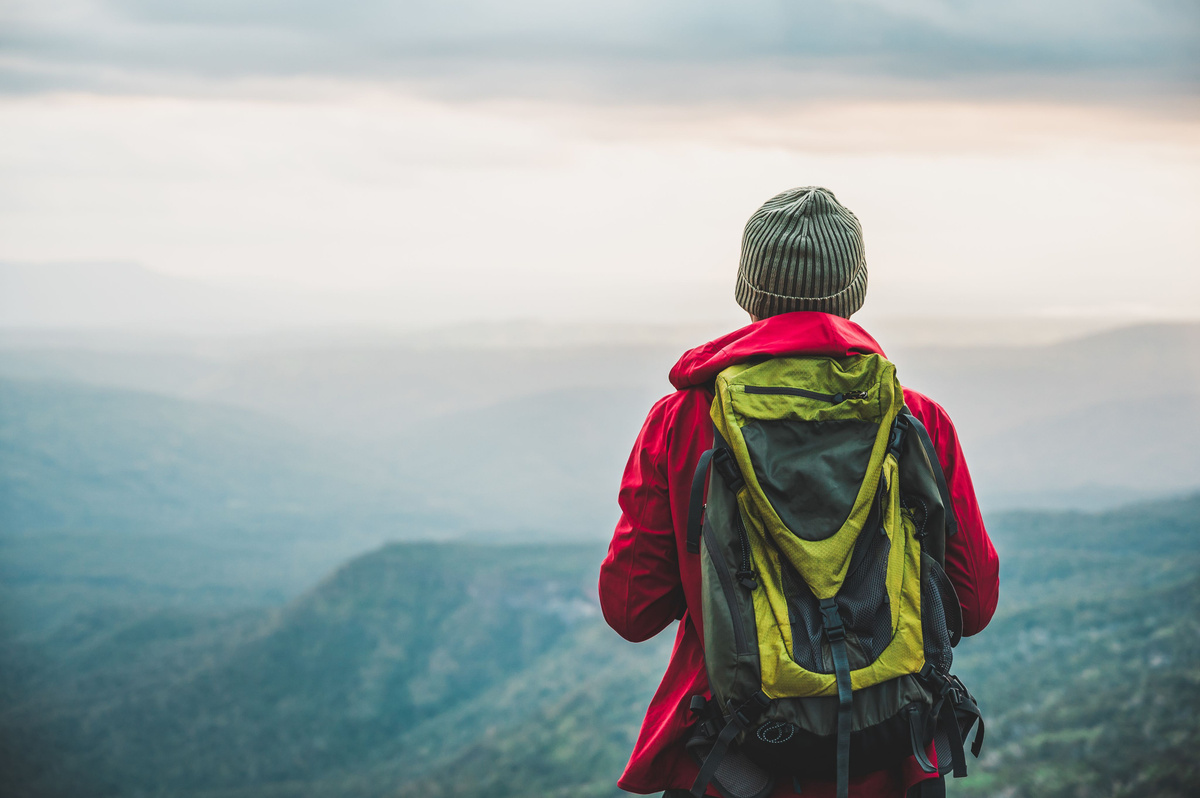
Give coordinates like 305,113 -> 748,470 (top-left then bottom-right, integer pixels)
735,186 -> 867,319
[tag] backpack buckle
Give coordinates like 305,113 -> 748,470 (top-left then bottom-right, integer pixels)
726,693 -> 771,731
818,598 -> 846,641
712,448 -> 745,492
888,416 -> 909,458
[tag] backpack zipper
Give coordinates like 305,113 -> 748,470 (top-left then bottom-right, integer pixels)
743,385 -> 869,404
733,511 -> 757,590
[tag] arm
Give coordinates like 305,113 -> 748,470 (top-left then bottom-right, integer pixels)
599,396 -> 686,642
906,391 -> 1000,636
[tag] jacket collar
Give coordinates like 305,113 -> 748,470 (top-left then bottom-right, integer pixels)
669,312 -> 885,389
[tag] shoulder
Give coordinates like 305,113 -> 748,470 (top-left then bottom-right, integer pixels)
901,387 -> 959,448
902,386 -> 964,460
644,386 -> 712,427
633,387 -> 714,464
901,386 -> 948,420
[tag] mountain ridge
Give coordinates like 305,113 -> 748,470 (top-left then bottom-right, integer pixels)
3,494 -> 1199,798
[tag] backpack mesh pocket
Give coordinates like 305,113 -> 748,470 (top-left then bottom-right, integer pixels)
784,528 -> 893,672
921,552 -> 962,673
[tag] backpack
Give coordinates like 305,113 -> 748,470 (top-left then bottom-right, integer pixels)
684,354 -> 984,798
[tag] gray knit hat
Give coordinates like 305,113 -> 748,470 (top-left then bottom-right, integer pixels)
735,186 -> 867,319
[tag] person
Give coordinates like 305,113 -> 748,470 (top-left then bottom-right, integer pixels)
598,186 -> 1000,798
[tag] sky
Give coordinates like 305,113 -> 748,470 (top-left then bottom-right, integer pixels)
1,1 -> 1198,327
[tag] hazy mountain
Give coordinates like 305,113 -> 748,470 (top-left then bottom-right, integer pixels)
2,495 -> 1197,798
383,385 -> 662,534
0,333 -> 683,442
2,321 -> 1197,516
893,322 -> 1200,506
1,319 -> 1197,647
0,377 -> 460,628
3,264 -> 1197,797
894,322 -> 1200,440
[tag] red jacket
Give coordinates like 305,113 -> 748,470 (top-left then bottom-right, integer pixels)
599,312 -> 1000,797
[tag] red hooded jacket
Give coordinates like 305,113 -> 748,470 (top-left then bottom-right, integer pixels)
599,313 -> 1000,797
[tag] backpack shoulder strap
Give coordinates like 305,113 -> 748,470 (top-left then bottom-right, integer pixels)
687,425 -> 745,555
901,407 -> 959,538
687,447 -> 717,554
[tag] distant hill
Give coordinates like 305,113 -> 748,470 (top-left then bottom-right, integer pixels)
3,320 -> 1199,646
383,384 -> 661,534
894,322 -> 1200,506
2,322 -> 1198,524
0,377 -> 455,627
0,333 -> 682,441
2,496 -> 1198,798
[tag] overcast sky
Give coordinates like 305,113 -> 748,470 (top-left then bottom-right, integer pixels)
5,0 -> 1197,100
1,1 -> 1198,326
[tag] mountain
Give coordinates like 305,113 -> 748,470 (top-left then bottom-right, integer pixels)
892,322 -> 1200,505
382,384 -> 661,533
3,321 -> 1199,633
2,495 -> 1198,798
5,266 -> 1198,797
0,377 -> 455,628
1,321 -> 1197,515
0,542 -> 661,798
0,369 -> 659,633
0,334 -> 682,441
948,495 -> 1200,797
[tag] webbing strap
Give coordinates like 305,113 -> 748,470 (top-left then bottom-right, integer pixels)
970,712 -> 986,758
819,597 -> 853,798
908,706 -> 937,774
903,410 -> 958,537
937,690 -> 968,778
689,713 -> 741,798
689,693 -> 771,798
686,448 -> 717,554
952,688 -> 986,758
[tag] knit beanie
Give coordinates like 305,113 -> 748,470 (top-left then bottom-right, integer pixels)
735,186 -> 867,319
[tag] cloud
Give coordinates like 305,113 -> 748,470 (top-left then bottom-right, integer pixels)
2,92 -> 1197,324
2,0 -> 1196,104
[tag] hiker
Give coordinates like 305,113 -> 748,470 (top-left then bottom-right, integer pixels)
598,187 -> 1000,798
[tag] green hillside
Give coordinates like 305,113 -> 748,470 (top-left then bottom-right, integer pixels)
2,496 -> 1198,798
0,543 -> 643,798
946,496 -> 1200,797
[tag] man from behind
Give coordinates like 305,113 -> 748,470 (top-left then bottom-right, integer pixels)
599,187 -> 1000,798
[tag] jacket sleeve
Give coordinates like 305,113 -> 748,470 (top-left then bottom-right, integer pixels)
907,391 -> 1000,637
599,396 -> 686,643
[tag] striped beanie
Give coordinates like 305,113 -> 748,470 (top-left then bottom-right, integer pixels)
735,186 -> 867,319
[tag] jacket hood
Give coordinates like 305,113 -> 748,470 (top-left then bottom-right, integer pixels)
669,312 -> 886,390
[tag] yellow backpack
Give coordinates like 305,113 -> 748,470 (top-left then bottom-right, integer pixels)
685,354 -> 984,798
